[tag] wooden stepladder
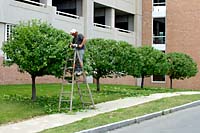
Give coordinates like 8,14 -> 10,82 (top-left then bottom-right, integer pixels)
58,48 -> 95,112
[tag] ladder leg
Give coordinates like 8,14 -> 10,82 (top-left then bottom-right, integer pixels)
58,57 -> 68,111
76,50 -> 95,109
59,49 -> 95,112
58,84 -> 63,111
70,50 -> 77,111
76,80 -> 85,108
83,72 -> 95,109
70,78 -> 74,111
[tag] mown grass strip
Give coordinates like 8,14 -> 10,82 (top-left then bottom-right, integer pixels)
41,94 -> 200,133
0,83 -> 192,125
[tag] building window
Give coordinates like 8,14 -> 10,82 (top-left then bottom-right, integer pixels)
153,0 -> 166,6
152,50 -> 165,82
5,24 -> 14,41
115,15 -> 128,31
15,0 -> 45,7
53,0 -> 76,15
94,2 -> 110,28
94,7 -> 106,26
115,10 -> 134,33
53,0 -> 83,17
153,18 -> 165,44
152,75 -> 165,82
4,24 -> 14,60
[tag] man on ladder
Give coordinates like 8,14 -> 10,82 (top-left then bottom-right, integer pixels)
58,29 -> 95,112
70,29 -> 86,76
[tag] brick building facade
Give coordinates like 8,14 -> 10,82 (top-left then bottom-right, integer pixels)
1,0 -> 200,90
143,0 -> 200,89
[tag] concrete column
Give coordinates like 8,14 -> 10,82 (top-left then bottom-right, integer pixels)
76,0 -> 82,16
40,0 -> 52,6
128,15 -> 134,31
0,23 -> 4,56
82,0 -> 94,38
135,0 -> 143,87
134,0 -> 142,47
105,8 -> 111,26
111,8 -> 115,28
105,8 -> 115,27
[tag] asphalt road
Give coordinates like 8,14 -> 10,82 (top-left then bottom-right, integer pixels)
109,106 -> 200,133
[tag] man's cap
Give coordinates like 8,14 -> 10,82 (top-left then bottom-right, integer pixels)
70,29 -> 77,34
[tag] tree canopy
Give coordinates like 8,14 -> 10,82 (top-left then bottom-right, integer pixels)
85,39 -> 140,91
167,52 -> 198,89
2,19 -> 72,100
85,38 -> 118,91
136,46 -> 169,88
113,41 -> 138,75
3,19 -> 198,95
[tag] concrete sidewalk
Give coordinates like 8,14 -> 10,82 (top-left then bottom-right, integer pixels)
0,91 -> 200,133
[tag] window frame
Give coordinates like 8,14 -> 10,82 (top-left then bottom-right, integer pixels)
151,75 -> 166,83
3,24 -> 14,61
153,17 -> 166,45
153,0 -> 166,6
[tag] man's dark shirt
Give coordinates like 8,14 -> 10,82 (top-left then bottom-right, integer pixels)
72,33 -> 85,50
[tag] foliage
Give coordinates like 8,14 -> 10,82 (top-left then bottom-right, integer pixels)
136,46 -> 169,88
3,94 -> 58,114
85,39 -> 141,91
2,19 -> 72,77
167,52 -> 198,88
2,19 -> 72,100
85,38 -> 118,91
113,41 -> 139,76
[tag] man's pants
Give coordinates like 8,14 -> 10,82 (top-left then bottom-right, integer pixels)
78,49 -> 84,64
75,49 -> 84,72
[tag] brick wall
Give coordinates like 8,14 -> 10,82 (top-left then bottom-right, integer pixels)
142,0 -> 152,46
166,0 -> 200,89
0,56 -> 136,86
0,56 -> 61,85
100,76 -> 136,86
142,0 -> 200,90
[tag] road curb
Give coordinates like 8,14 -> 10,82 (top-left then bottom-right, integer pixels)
77,100 -> 200,133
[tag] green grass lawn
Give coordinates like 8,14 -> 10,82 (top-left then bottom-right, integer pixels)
0,83 -> 190,125
42,94 -> 200,133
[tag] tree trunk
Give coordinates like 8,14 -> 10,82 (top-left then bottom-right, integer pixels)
170,76 -> 173,89
141,75 -> 144,88
31,75 -> 36,101
96,77 -> 100,92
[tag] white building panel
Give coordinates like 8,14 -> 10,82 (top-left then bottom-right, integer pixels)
152,6 -> 166,18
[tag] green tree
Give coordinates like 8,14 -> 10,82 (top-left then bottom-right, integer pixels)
167,52 -> 198,89
113,41 -> 139,77
136,46 -> 169,88
2,19 -> 72,101
85,38 -> 117,92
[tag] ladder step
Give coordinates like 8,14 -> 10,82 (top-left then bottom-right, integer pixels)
67,80 -> 72,83
64,76 -> 72,80
67,67 -> 73,70
68,58 -> 73,61
61,100 -> 71,102
74,72 -> 84,76
61,91 -> 71,94
81,95 -> 92,97
83,102 -> 93,104
76,80 -> 86,83
65,75 -> 72,77
59,107 -> 70,111
61,91 -> 80,95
